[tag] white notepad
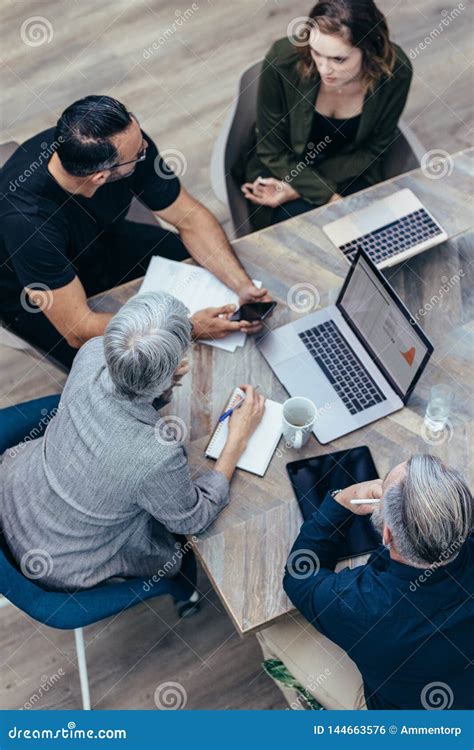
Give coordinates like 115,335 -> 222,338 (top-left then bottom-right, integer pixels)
206,388 -> 283,476
139,256 -> 262,353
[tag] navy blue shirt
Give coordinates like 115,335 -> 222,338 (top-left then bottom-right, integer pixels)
283,494 -> 474,710
0,128 -> 180,313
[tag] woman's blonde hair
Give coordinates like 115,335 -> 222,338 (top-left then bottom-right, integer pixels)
297,0 -> 396,91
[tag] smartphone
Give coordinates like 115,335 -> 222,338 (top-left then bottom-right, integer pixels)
230,301 -> 277,322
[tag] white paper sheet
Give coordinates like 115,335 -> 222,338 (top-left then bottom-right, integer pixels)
139,256 -> 261,352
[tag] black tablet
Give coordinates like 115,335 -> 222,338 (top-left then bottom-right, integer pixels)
286,446 -> 382,560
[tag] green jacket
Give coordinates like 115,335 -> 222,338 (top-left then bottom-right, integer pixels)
234,37 -> 413,229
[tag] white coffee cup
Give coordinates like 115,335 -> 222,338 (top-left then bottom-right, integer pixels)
282,397 -> 317,449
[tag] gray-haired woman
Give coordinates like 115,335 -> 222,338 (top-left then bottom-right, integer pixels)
0,292 -> 264,591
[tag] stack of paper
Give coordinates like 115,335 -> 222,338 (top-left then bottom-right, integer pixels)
139,256 -> 261,352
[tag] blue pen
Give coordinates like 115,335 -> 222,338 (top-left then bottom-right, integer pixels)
218,395 -> 245,423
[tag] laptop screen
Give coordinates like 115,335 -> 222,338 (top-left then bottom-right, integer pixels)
338,252 -> 432,398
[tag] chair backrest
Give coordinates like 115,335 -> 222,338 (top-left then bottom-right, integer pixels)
210,60 -> 262,239
0,141 -> 19,169
381,119 -> 425,180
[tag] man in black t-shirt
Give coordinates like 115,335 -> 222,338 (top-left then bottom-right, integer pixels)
0,95 -> 269,367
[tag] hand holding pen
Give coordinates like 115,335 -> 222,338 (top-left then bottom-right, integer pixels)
218,391 -> 247,423
222,385 -> 266,448
333,479 -> 384,515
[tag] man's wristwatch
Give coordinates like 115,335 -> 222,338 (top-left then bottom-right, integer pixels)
330,489 -> 343,500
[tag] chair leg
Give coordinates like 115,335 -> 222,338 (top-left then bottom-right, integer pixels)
176,589 -> 201,618
74,627 -> 91,710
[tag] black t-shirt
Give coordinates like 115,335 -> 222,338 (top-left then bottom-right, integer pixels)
0,128 -> 180,313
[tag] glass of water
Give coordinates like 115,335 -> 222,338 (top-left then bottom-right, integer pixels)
424,384 -> 454,432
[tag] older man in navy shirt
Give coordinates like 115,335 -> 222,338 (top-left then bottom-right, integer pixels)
257,454 -> 473,710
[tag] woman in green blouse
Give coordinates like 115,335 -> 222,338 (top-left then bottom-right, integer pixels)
237,0 -> 413,230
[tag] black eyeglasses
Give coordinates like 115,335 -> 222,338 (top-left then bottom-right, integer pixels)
109,140 -> 147,170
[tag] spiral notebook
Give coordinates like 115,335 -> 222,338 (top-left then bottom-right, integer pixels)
205,388 -> 283,476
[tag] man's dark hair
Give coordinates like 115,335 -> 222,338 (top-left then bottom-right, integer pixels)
54,95 -> 133,176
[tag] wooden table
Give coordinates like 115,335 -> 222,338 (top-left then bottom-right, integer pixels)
90,148 -> 474,636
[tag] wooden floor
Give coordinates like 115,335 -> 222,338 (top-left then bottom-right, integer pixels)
1,0 -> 472,710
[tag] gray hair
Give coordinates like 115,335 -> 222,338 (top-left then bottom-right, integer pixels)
103,291 -> 191,401
381,454 -> 472,568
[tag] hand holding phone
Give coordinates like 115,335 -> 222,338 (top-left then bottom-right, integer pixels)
229,301 -> 277,323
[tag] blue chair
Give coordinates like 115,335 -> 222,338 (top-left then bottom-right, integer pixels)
0,395 -> 200,709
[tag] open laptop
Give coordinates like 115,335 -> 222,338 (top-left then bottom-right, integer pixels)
323,188 -> 448,269
257,250 -> 433,444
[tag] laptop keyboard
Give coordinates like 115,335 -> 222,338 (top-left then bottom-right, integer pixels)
340,207 -> 443,265
299,320 -> 386,415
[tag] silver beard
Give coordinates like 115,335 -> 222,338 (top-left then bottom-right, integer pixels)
370,505 -> 385,541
